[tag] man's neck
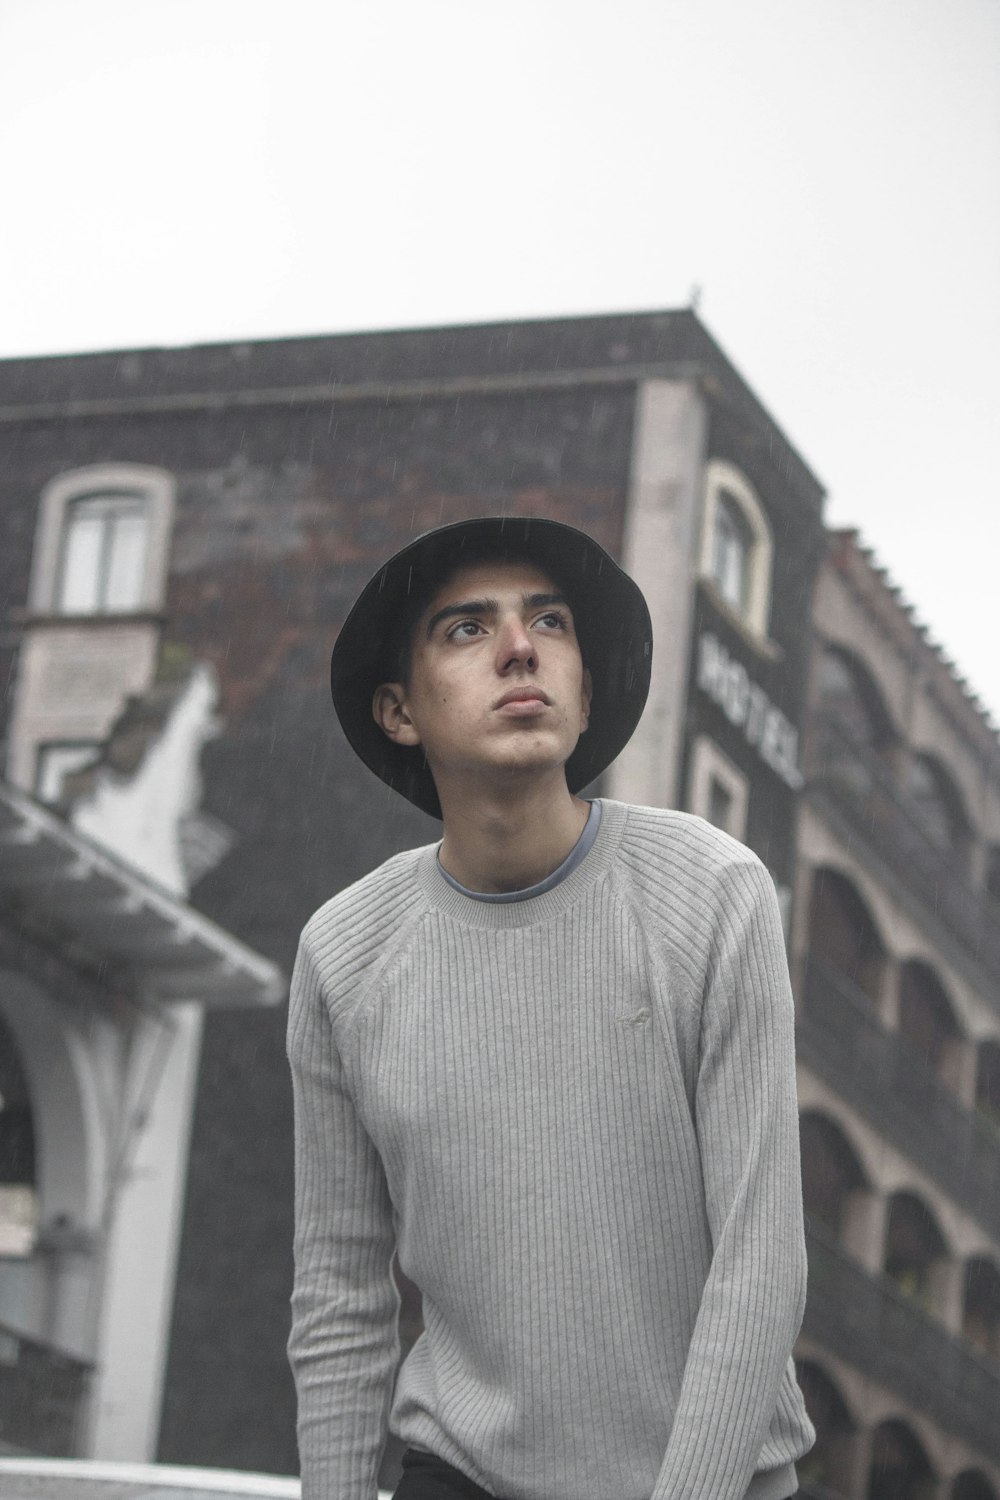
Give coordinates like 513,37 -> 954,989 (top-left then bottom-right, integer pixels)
436,776 -> 591,894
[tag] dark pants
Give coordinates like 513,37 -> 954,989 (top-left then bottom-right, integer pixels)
392,1446 -> 796,1500
393,1447 -> 496,1499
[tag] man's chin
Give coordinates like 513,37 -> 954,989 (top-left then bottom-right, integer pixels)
451,752 -> 578,791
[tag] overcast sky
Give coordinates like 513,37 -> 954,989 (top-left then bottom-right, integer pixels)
2,0 -> 998,721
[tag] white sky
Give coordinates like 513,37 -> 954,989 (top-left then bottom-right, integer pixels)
2,0 -> 999,722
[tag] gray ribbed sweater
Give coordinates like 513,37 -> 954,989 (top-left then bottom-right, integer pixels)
287,799 -> 814,1500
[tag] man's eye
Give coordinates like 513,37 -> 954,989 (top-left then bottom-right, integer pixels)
448,619 -> 485,639
536,611 -> 569,631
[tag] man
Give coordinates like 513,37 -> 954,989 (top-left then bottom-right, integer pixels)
288,515 -> 814,1500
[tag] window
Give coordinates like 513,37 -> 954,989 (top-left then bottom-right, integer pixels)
56,493 -> 149,614
707,776 -> 734,832
902,752 -> 970,866
883,1192 -> 948,1312
686,736 -> 748,840
698,460 -> 774,641
817,645 -> 895,752
800,1113 -> 868,1241
897,961 -> 961,1081
807,867 -> 886,1005
711,492 -> 754,613
26,464 -> 175,617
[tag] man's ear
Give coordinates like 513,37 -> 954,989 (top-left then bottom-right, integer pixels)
372,682 -> 422,747
580,667 -> 593,731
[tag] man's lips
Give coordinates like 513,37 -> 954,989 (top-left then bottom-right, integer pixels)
493,687 -> 551,709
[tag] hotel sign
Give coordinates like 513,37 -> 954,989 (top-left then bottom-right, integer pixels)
696,631 -> 803,789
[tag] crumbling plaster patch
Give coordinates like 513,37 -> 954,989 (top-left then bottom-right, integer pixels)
71,664 -> 219,899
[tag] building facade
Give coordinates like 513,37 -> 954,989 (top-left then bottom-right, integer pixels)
3,310 -> 826,1474
792,531 -> 1000,1499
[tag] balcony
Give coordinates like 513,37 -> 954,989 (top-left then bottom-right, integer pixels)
803,1225 -> 1000,1461
798,959 -> 1000,1241
0,1322 -> 90,1456
804,715 -> 1000,989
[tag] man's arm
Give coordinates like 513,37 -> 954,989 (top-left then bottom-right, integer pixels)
651,856 -> 808,1500
287,931 -> 399,1500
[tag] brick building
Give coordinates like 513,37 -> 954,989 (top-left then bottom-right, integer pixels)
2,311 -> 826,1473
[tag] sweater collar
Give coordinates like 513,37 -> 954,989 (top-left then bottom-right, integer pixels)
416,798 -> 629,929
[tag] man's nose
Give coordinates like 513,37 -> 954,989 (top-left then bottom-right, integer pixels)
496,614 -> 537,672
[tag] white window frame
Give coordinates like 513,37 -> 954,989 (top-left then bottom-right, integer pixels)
34,740 -> 100,804
698,459 -> 774,642
27,464 -> 175,617
687,734 -> 749,841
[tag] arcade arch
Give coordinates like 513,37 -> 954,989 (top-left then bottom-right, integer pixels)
953,1470 -> 999,1500
800,1111 -> 871,1249
808,866 -> 887,1005
796,1359 -> 857,1496
884,1193 -> 950,1316
897,961 -> 963,1087
818,643 -> 898,756
867,1418 -> 936,1500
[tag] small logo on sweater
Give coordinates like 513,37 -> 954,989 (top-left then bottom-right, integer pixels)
619,1006 -> 651,1027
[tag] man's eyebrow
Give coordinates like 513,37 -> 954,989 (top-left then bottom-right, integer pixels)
424,592 -> 569,637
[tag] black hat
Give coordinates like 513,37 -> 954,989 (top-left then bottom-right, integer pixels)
330,515 -> 652,819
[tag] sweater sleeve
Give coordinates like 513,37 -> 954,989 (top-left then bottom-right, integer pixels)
651,856 -> 808,1500
286,929 -> 400,1500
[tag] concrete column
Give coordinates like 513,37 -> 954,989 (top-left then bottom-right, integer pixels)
606,379 -> 708,810
929,1256 -> 966,1337
841,1420 -> 875,1500
84,1000 -> 204,1461
842,1188 -> 889,1277
878,957 -> 901,1030
942,1036 -> 978,1110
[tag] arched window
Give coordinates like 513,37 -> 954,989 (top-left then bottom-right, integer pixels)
884,1192 -> 948,1313
796,1360 -> 856,1495
867,1419 -> 936,1500
902,753 -> 970,867
808,867 -> 887,1005
817,646 -> 895,752
962,1257 -> 1000,1361
800,1112 -> 867,1241
56,492 -> 150,614
0,1012 -> 37,1257
26,464 -> 175,618
698,460 -> 773,640
897,961 -> 961,1080
975,1040 -> 1000,1131
711,493 -> 754,613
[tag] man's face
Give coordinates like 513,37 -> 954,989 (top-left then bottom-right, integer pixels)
373,560 -> 592,793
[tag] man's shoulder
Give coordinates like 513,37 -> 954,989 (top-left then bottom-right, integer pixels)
612,800 -> 762,881
299,842 -> 435,984
607,801 -> 768,935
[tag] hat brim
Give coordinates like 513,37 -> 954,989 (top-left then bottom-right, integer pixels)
330,516 -> 652,819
